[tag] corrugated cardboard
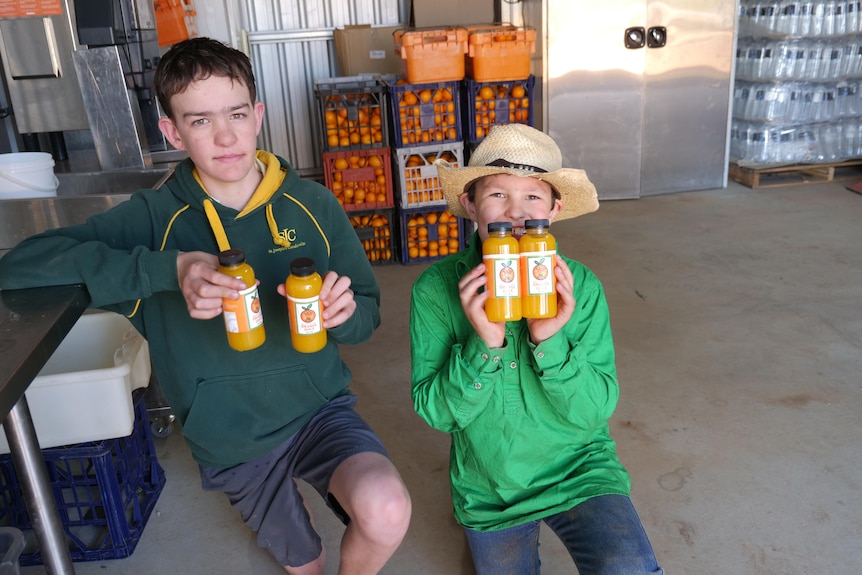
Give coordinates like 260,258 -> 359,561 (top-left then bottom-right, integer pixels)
410,0 -> 494,27
334,25 -> 403,76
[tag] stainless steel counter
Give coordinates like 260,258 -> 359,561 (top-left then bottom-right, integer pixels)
1,284 -> 90,575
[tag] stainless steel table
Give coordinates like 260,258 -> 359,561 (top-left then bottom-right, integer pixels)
0,284 -> 89,575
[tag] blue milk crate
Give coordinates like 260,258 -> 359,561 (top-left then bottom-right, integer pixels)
399,205 -> 472,265
386,79 -> 462,149
0,389 -> 165,565
462,75 -> 535,144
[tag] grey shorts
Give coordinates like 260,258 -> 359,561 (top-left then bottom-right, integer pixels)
198,394 -> 389,568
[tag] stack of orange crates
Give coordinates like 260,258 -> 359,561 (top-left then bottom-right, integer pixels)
315,76 -> 397,264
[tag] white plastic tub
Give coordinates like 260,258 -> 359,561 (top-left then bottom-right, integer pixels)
0,152 -> 58,199
0,311 -> 150,454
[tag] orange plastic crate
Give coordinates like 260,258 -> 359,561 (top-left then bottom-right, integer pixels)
466,26 -> 536,82
322,148 -> 394,212
394,27 -> 468,83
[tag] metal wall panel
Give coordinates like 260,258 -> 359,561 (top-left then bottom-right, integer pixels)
238,0 -> 406,177
542,0 -> 736,199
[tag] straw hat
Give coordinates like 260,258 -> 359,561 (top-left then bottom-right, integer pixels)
435,124 -> 599,221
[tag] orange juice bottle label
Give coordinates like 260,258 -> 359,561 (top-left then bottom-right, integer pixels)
522,250 -> 555,295
288,295 -> 323,335
484,254 -> 520,298
223,285 -> 264,333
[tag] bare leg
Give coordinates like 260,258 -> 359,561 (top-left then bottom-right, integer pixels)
328,452 -> 412,575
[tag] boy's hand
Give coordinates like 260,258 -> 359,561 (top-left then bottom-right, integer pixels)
459,263 -> 506,348
276,270 -> 355,329
526,258 -> 576,344
177,251 -> 249,320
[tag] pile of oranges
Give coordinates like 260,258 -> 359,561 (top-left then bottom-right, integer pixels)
349,213 -> 393,264
404,210 -> 462,261
394,82 -> 460,146
472,82 -> 531,140
324,150 -> 392,210
322,93 -> 386,150
399,149 -> 461,207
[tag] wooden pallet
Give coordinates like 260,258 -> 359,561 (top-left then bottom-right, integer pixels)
729,159 -> 862,189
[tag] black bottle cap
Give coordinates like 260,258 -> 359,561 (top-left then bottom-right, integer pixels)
524,219 -> 550,229
290,257 -> 316,277
487,221 -> 513,233
218,248 -> 245,266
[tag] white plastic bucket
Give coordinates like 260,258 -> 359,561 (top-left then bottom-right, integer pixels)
0,152 -> 58,199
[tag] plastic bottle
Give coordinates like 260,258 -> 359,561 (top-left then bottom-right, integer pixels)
482,222 -> 521,322
519,219 -> 557,319
218,248 -> 266,351
285,257 -> 327,353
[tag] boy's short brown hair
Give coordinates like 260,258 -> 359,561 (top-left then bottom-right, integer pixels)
154,37 -> 257,119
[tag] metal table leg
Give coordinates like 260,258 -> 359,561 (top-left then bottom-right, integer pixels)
4,395 -> 76,575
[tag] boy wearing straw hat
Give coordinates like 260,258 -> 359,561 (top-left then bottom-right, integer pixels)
410,124 -> 662,574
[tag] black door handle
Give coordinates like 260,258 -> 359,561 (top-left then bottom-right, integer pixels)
647,26 -> 666,48
625,27 -> 645,49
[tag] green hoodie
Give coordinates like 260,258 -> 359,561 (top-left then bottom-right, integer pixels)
0,152 -> 380,468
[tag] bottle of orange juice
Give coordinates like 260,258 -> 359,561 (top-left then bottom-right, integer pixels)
285,257 -> 327,353
483,222 -> 521,322
519,219 -> 557,319
218,248 -> 266,351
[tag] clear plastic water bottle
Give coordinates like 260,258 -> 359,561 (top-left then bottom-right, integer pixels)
846,0 -> 861,33
778,2 -> 802,34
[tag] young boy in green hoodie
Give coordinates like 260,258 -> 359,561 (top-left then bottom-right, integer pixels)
0,37 -> 410,575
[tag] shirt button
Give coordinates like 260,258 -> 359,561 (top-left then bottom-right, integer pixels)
536,352 -> 545,359
481,353 -> 489,361
509,361 -> 517,369
473,382 -> 482,390
492,356 -> 500,363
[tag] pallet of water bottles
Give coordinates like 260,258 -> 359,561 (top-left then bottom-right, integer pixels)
737,1 -> 862,40
729,158 -> 862,188
398,205 -> 472,264
462,75 -> 535,143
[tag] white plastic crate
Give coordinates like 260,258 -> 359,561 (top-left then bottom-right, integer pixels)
0,311 -> 150,454
394,142 -> 464,209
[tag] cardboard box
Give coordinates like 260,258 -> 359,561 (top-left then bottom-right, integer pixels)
410,0 -> 494,28
334,25 -> 403,76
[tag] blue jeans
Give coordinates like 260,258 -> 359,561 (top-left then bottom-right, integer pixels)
464,495 -> 663,575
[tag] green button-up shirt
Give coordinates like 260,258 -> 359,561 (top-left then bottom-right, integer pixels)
410,232 -> 631,531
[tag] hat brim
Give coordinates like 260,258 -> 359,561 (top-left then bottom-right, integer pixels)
436,161 -> 599,222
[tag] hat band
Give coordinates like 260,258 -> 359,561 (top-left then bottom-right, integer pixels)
486,158 -> 547,174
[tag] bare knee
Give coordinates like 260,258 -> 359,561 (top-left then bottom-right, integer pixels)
331,453 -> 412,544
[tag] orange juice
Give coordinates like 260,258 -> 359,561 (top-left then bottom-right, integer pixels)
218,249 -> 266,351
519,219 -> 557,318
483,222 -> 521,322
286,257 -> 327,353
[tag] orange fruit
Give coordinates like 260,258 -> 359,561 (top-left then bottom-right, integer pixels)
511,84 -> 526,98
333,157 -> 348,170
478,86 -> 495,100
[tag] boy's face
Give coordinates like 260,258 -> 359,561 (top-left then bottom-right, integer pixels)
460,173 -> 561,242
158,75 -> 265,194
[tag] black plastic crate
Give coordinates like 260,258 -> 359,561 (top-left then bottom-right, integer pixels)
314,76 -> 390,153
0,390 -> 165,565
349,208 -> 398,265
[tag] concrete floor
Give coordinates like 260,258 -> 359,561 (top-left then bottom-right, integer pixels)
20,179 -> 862,574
